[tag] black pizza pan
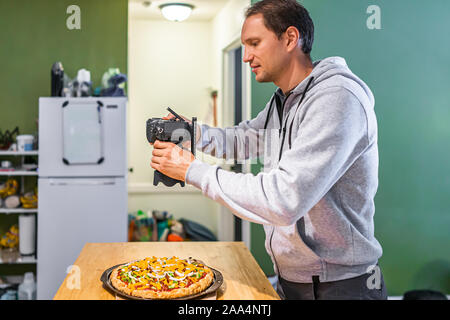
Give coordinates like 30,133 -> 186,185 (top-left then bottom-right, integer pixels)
100,263 -> 224,300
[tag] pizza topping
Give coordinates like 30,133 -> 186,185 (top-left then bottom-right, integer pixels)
116,256 -> 211,292
174,270 -> 184,277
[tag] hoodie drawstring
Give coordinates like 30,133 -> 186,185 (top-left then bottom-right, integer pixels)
262,76 -> 314,161
263,95 -> 276,131
268,76 -> 314,161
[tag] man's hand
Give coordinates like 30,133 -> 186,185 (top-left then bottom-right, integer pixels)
150,140 -> 195,182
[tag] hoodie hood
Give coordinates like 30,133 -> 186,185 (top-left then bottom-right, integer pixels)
277,56 -> 375,108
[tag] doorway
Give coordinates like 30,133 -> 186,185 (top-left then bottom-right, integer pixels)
221,39 -> 251,248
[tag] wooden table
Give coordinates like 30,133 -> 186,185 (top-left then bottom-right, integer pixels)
54,242 -> 279,300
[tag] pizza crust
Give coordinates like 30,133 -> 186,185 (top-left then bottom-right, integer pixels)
110,261 -> 214,300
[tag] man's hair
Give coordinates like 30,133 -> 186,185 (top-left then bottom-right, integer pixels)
245,0 -> 314,55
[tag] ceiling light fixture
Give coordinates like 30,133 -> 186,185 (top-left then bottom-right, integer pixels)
159,3 -> 194,22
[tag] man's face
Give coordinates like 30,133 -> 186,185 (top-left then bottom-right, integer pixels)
241,13 -> 288,83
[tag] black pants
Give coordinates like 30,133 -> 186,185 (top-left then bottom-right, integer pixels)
277,268 -> 388,300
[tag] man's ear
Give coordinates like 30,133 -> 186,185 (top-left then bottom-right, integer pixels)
285,26 -> 301,53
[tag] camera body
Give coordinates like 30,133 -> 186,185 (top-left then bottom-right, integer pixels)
146,109 -> 197,187
146,118 -> 192,144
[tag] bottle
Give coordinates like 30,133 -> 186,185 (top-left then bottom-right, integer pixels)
51,62 -> 64,97
18,272 -> 37,300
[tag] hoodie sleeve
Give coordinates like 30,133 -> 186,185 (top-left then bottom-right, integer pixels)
185,87 -> 369,226
197,98 -> 272,161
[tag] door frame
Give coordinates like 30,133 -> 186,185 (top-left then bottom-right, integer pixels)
219,37 -> 252,249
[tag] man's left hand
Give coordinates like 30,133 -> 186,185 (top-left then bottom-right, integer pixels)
150,140 -> 195,182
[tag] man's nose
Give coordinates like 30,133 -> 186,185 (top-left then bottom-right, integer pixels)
243,47 -> 253,63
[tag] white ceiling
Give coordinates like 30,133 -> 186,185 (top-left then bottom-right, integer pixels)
129,0 -> 230,21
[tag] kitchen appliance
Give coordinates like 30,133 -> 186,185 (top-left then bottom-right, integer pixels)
37,97 -> 127,300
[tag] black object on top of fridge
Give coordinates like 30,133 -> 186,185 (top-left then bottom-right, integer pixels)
51,62 -> 64,97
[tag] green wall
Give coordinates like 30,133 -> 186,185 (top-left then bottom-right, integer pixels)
250,0 -> 450,296
0,0 -> 127,275
0,0 -> 128,135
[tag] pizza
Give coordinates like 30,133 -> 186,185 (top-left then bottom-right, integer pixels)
110,256 -> 214,299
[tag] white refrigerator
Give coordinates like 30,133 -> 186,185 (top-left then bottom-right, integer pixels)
37,97 -> 128,300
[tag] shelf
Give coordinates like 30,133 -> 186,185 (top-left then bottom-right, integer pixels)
0,208 -> 38,214
0,255 -> 37,264
0,151 -> 38,156
0,152 -> 38,266
0,171 -> 38,176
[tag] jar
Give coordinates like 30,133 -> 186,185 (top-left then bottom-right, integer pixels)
0,247 -> 19,263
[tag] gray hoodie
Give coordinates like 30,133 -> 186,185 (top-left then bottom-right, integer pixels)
185,57 -> 383,283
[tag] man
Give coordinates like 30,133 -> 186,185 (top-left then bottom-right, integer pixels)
150,0 -> 387,300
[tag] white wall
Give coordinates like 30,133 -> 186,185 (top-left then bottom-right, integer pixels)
128,18 -> 219,234
211,0 -> 250,127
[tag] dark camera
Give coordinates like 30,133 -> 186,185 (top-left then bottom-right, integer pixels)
146,118 -> 192,144
146,108 -> 197,187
